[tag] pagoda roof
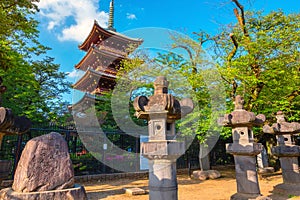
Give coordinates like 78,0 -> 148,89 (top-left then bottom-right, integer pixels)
73,68 -> 116,93
79,20 -> 143,52
75,45 -> 124,71
70,92 -> 110,114
71,93 -> 96,113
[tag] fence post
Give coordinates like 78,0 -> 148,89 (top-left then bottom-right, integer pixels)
135,136 -> 139,172
12,134 -> 23,179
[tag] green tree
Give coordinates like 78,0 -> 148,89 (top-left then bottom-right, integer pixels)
155,34 -> 226,170
212,0 -> 300,164
119,40 -> 225,170
215,0 -> 300,123
0,0 -> 46,70
0,0 -> 71,123
154,1 -> 300,168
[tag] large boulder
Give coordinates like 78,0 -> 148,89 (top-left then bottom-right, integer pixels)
12,132 -> 74,192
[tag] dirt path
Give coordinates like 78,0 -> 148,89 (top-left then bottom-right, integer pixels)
80,168 -> 284,200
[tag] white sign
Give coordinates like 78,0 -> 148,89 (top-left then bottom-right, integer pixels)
103,143 -> 107,150
140,135 -> 149,170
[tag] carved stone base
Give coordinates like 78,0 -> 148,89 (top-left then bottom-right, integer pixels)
0,184 -> 87,200
230,193 -> 270,200
148,159 -> 178,200
233,156 -> 261,195
272,183 -> 300,197
141,141 -> 185,160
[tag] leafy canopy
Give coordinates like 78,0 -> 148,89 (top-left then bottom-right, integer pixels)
0,0 -> 71,123
215,9 -> 300,122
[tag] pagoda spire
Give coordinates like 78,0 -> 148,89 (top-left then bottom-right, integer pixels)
107,0 -> 116,31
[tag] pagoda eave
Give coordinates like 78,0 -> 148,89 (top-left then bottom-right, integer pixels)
71,93 -> 96,113
79,20 -> 143,52
73,69 -> 116,93
75,46 -> 124,71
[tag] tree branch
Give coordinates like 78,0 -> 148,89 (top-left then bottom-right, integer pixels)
287,89 -> 300,102
1,2 -> 18,10
172,45 -> 197,73
232,0 -> 248,37
226,33 -> 239,101
227,33 -> 238,67
192,32 -> 212,45
231,80 -> 238,101
247,81 -> 264,110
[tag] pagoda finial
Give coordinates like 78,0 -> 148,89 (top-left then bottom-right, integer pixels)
108,0 -> 116,31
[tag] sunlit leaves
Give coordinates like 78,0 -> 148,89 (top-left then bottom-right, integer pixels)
215,9 -> 300,122
0,0 -> 71,123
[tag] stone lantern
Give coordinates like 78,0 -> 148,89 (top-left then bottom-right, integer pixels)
133,76 -> 193,200
263,111 -> 300,197
218,95 -> 266,200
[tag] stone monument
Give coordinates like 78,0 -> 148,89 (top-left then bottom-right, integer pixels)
218,95 -> 266,200
133,76 -> 194,200
263,111 -> 300,197
0,132 -> 87,199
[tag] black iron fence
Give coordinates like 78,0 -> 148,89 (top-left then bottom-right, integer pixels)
0,123 -> 233,179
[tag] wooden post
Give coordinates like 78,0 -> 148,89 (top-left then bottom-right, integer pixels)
0,133 -> 4,150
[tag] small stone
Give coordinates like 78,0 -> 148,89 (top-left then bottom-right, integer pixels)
255,196 -> 272,200
192,171 -> 208,181
207,170 -> 221,179
258,167 -> 274,174
124,187 -> 146,195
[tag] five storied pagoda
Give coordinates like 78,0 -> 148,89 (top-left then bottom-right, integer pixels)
71,0 -> 143,113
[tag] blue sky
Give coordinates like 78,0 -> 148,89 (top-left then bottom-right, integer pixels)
35,0 -> 300,103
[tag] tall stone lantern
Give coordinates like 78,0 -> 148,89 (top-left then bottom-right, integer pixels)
263,111 -> 300,197
133,76 -> 193,200
218,95 -> 266,200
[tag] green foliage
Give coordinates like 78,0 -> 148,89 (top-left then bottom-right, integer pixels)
0,0 -> 71,123
94,92 -> 119,131
0,57 -> 71,123
0,0 -> 47,70
119,34 -> 226,170
162,33 -> 226,144
215,9 -> 300,123
288,194 -> 297,198
118,33 -> 226,147
93,91 -> 146,132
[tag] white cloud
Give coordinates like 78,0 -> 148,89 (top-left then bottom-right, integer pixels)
126,13 -> 137,20
37,0 -> 109,42
67,69 -> 84,79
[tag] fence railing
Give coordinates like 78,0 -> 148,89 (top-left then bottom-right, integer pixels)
0,123 -> 234,179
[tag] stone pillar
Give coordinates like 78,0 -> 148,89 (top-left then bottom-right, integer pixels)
218,95 -> 266,200
134,76 -> 193,200
148,158 -> 178,199
257,147 -> 274,174
263,111 -> 300,197
141,139 -> 186,200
